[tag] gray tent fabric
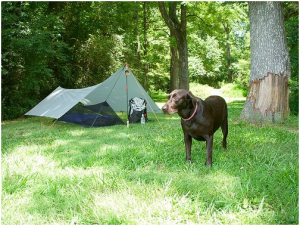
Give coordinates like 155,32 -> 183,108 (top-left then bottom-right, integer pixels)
25,85 -> 99,119
25,66 -> 161,119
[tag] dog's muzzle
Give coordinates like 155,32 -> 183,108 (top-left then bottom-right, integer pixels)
162,104 -> 177,114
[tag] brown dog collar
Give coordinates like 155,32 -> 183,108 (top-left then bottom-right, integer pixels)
182,100 -> 199,121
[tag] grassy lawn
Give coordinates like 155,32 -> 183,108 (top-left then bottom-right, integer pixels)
151,83 -> 247,106
1,101 -> 299,224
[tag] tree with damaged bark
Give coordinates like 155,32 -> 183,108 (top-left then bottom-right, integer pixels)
158,1 -> 189,90
240,1 -> 291,123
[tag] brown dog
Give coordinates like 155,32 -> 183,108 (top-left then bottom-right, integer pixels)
162,89 -> 228,167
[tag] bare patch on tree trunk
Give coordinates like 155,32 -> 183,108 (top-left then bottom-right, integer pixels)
241,72 -> 289,123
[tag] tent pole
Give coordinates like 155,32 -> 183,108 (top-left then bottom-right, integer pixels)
126,75 -> 129,128
126,74 -> 128,118
125,63 -> 130,128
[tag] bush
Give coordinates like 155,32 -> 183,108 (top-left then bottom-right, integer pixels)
289,77 -> 299,115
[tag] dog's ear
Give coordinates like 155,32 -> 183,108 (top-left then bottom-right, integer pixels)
185,91 -> 195,100
185,91 -> 196,106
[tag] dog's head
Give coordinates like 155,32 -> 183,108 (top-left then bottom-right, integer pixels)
162,89 -> 195,114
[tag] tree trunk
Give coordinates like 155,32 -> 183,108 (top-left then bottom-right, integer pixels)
143,2 -> 148,90
158,1 -> 189,90
223,23 -> 232,83
240,1 -> 290,123
170,33 -> 179,92
134,5 -> 141,61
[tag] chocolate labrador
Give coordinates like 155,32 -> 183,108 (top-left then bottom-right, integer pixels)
162,89 -> 228,167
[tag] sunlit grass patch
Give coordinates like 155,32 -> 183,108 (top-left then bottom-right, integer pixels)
1,101 -> 298,224
190,83 -> 216,98
220,83 -> 247,98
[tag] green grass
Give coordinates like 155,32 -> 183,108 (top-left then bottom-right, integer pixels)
1,101 -> 299,224
220,83 -> 247,98
150,83 -> 246,103
149,90 -> 169,102
190,83 -> 246,100
190,83 -> 217,99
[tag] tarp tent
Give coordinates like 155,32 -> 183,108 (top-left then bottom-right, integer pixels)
25,65 -> 162,127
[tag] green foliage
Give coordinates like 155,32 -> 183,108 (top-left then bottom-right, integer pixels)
289,77 -> 299,115
189,34 -> 223,87
2,1 -> 298,119
1,2 -> 71,119
1,102 -> 298,224
283,2 -> 299,115
187,1 -> 250,88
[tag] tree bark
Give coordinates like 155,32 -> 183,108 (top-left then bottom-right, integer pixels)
158,1 -> 189,90
240,1 -> 290,123
134,6 -> 141,61
170,32 -> 179,92
143,2 -> 148,90
223,23 -> 232,83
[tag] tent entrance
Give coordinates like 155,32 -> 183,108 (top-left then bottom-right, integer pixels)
58,101 -> 125,127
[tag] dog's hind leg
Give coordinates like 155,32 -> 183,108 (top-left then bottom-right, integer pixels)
221,117 -> 228,149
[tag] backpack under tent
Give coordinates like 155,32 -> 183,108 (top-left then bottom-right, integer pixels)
128,97 -> 148,124
25,64 -> 162,127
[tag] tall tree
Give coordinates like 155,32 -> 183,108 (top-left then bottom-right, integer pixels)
282,1 -> 299,115
223,22 -> 232,83
241,1 -> 291,122
158,1 -> 189,90
170,33 -> 179,91
143,2 -> 149,90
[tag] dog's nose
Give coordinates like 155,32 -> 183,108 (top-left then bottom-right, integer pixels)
162,104 -> 167,112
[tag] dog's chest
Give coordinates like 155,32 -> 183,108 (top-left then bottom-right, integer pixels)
181,120 -> 209,140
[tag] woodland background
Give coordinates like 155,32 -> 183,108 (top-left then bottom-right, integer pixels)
1,1 -> 299,120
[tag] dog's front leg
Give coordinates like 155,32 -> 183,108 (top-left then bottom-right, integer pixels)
205,135 -> 213,167
184,132 -> 192,163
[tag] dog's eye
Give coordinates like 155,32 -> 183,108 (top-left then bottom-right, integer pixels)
172,93 -> 177,98
173,96 -> 181,103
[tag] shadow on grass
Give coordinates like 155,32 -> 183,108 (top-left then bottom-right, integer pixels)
1,101 -> 298,224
